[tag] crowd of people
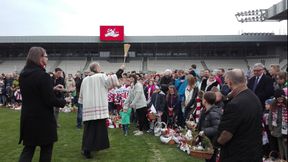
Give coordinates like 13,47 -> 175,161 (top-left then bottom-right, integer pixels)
0,47 -> 287,162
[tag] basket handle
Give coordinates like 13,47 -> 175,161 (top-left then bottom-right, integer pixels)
187,113 -> 195,121
161,122 -> 167,129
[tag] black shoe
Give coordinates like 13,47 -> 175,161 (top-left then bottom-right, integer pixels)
81,150 -> 92,159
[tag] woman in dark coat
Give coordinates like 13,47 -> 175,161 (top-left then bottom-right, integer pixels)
19,47 -> 66,162
166,85 -> 182,128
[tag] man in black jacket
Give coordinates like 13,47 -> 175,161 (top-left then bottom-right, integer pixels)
52,67 -> 66,127
216,69 -> 263,162
19,47 -> 66,162
247,63 -> 274,110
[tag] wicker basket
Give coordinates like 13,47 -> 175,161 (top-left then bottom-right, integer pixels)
190,150 -> 214,159
168,140 -> 175,145
186,121 -> 197,129
186,139 -> 193,146
186,114 -> 196,129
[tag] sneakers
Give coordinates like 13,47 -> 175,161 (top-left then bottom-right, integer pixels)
146,129 -> 153,133
124,130 -> 128,136
133,130 -> 140,134
134,131 -> 143,136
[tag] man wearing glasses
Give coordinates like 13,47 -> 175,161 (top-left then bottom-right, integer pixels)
247,63 -> 274,110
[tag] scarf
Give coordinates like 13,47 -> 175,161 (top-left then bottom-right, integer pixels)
227,84 -> 248,99
281,105 -> 288,135
193,96 -> 203,123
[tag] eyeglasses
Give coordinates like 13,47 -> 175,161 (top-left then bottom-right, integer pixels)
253,69 -> 263,72
42,55 -> 48,58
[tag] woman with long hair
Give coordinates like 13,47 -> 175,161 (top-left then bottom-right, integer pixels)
18,47 -> 66,162
183,75 -> 199,120
166,85 -> 182,128
124,74 -> 149,135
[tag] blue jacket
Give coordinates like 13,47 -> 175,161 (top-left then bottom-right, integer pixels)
175,78 -> 187,97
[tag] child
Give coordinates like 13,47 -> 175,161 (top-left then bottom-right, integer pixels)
268,89 -> 288,160
263,98 -> 274,159
147,86 -> 166,133
119,107 -> 132,136
197,91 -> 222,162
166,85 -> 181,128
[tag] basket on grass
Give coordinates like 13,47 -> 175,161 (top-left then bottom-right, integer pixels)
154,122 -> 166,136
160,135 -> 175,145
190,132 -> 214,160
168,139 -> 175,145
190,149 -> 214,159
186,114 -> 197,129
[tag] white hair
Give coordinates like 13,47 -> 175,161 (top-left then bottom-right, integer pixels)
253,63 -> 265,69
164,69 -> 172,75
89,62 -> 100,73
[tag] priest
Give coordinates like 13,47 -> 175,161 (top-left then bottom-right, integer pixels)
78,62 -> 124,159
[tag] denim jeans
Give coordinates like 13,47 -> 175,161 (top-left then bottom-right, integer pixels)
0,94 -> 6,105
122,124 -> 128,135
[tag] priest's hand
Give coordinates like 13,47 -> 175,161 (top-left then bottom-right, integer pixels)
120,64 -> 125,70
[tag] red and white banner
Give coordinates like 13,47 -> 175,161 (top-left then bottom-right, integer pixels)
100,26 -> 124,41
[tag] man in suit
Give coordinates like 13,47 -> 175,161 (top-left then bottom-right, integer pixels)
247,63 -> 274,110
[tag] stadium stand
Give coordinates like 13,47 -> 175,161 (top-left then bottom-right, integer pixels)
57,59 -> 87,74
45,60 -> 58,72
264,58 -> 280,66
247,59 -> 262,68
147,59 -> 203,72
88,60 -> 142,73
205,59 -> 248,71
279,59 -> 287,71
0,60 -> 25,73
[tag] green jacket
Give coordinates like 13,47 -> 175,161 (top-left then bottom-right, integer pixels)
120,108 -> 132,125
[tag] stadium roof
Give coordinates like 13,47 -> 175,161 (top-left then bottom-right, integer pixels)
0,35 -> 286,43
267,0 -> 287,21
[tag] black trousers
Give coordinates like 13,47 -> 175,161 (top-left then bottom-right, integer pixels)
19,144 -> 53,162
136,107 -> 149,131
82,119 -> 109,152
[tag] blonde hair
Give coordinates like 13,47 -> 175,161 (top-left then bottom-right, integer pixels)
186,74 -> 196,87
270,64 -> 280,72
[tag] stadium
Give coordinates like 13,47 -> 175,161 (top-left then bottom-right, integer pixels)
0,0 -> 287,162
0,34 -> 287,74
0,0 -> 287,74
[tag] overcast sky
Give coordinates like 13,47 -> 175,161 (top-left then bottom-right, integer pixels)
0,0 -> 287,36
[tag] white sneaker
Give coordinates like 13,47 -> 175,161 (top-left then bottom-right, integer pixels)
134,131 -> 143,136
146,129 -> 153,133
133,130 -> 139,134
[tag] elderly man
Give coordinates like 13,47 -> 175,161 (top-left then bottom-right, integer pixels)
216,69 -> 263,162
78,62 -> 124,159
247,63 -> 274,109
159,69 -> 173,94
